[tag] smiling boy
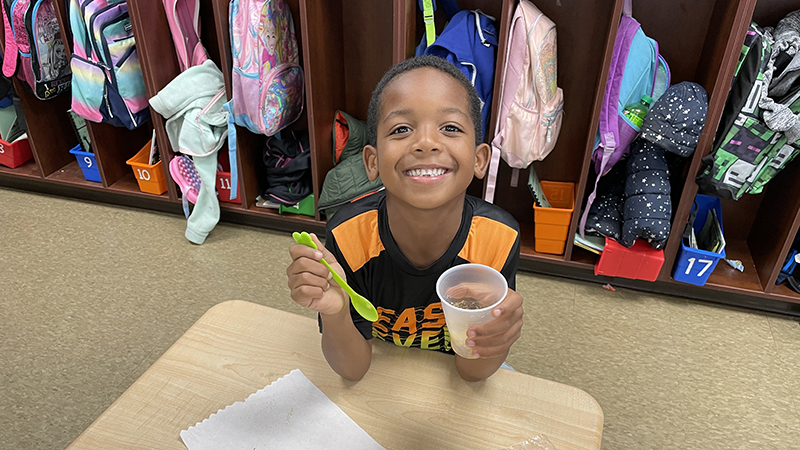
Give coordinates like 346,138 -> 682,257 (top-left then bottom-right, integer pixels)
286,56 -> 523,382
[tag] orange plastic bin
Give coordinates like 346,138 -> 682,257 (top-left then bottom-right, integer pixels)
125,140 -> 167,195
533,181 -> 575,255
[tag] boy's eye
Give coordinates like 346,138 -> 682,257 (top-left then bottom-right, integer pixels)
390,126 -> 411,135
442,124 -> 463,133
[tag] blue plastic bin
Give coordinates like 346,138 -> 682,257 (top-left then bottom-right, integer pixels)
673,194 -> 726,286
69,145 -> 101,182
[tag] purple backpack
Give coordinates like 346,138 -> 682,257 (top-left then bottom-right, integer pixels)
579,0 -> 670,236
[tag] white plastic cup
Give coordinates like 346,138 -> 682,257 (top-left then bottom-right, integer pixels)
436,264 -> 508,359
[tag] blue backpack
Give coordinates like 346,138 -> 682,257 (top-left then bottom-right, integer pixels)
415,0 -> 497,139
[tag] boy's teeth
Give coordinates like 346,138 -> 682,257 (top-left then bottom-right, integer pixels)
407,168 -> 446,177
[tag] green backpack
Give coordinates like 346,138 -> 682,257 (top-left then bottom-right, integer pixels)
698,18 -> 800,199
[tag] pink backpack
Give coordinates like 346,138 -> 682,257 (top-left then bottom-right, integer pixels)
227,0 -> 303,136
161,0 -> 208,71
485,0 -> 563,203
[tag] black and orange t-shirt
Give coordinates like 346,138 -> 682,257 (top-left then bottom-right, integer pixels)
324,191 -> 520,354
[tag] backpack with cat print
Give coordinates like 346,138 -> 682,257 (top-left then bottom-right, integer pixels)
484,0 -> 563,203
68,0 -> 150,129
226,0 -> 303,137
1,0 -> 70,100
698,15 -> 800,200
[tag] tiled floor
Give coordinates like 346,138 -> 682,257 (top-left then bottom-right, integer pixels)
2,186 -> 800,449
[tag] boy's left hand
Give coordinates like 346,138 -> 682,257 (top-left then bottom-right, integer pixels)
465,288 -> 523,358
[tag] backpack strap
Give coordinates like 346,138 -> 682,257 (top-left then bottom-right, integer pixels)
1,0 -> 18,79
223,99 -> 239,200
418,0 -> 461,48
579,7 -> 640,237
484,4 -> 528,203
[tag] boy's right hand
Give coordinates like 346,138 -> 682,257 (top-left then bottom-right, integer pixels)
286,233 -> 349,316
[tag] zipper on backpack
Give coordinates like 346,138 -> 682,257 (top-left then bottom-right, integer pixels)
542,103 -> 564,143
103,82 -> 113,119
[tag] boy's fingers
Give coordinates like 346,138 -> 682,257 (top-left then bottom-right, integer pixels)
288,271 -> 331,292
287,257 -> 332,280
289,243 -> 323,262
291,285 -> 325,306
467,319 -> 523,350
309,233 -> 336,260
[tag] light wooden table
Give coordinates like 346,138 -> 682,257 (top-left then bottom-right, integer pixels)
67,301 -> 603,450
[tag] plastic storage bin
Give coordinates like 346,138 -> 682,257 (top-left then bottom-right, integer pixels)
595,237 -> 664,281
672,194 -> 726,286
216,171 -> 240,203
68,145 -> 102,182
126,140 -> 167,195
216,151 -> 240,204
0,137 -> 33,168
533,181 -> 575,254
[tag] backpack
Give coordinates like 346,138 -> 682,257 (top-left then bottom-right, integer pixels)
68,0 -> 151,129
227,0 -> 303,137
484,0 -> 563,203
1,0 -> 70,99
162,0 -> 208,71
262,130 -> 311,206
697,17 -> 800,200
579,0 -> 670,236
415,0 -> 497,140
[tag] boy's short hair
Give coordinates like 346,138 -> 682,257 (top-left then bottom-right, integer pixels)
367,55 -> 483,147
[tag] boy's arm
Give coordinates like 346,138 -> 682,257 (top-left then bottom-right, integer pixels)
320,307 -> 373,381
287,233 -> 372,381
456,225 -> 522,381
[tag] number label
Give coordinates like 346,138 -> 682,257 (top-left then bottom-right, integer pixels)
84,156 -> 92,168
136,168 -> 151,181
219,177 -> 231,190
685,258 -> 715,277
0,142 -> 4,153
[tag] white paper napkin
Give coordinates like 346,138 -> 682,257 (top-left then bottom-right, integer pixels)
180,369 -> 385,450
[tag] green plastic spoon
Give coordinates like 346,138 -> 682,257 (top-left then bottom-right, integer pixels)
293,231 -> 379,322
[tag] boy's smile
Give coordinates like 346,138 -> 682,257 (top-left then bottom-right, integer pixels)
363,67 -> 490,212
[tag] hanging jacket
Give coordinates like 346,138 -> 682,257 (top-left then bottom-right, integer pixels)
149,59 -> 228,244
620,139 -> 671,249
318,111 -> 382,220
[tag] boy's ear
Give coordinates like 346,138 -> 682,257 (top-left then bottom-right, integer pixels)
363,145 -> 380,181
473,143 -> 491,179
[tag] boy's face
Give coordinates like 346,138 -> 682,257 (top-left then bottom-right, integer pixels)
363,68 -> 490,212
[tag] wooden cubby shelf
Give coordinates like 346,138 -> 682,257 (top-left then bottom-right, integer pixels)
5,0 -> 800,316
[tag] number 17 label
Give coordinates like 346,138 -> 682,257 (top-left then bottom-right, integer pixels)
685,258 -> 714,277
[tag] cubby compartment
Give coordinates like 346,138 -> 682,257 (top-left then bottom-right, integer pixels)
480,0 -> 620,263
571,0 -> 756,271
13,79 -> 83,185
298,0 -> 395,222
